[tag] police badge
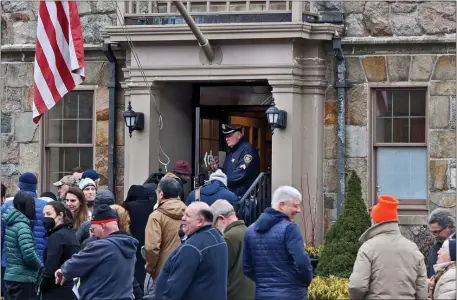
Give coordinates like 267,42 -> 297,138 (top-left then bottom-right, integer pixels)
244,154 -> 252,164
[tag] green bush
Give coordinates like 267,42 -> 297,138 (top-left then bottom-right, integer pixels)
315,171 -> 371,278
308,276 -> 349,300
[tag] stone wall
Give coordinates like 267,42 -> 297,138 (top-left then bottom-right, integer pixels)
315,1 -> 456,37
322,1 -> 456,225
1,1 -> 125,202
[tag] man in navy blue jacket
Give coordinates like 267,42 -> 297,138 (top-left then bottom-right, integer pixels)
210,124 -> 260,199
155,202 -> 228,300
55,205 -> 139,300
243,186 -> 313,299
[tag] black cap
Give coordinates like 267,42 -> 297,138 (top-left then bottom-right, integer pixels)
222,124 -> 242,135
90,204 -> 118,225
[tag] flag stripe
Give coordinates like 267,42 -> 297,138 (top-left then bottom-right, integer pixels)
33,0 -> 85,124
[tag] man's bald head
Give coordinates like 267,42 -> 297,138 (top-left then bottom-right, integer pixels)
182,202 -> 214,236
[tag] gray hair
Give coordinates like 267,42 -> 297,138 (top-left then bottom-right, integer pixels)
157,177 -> 181,199
271,186 -> 302,208
210,200 -> 235,222
428,208 -> 455,229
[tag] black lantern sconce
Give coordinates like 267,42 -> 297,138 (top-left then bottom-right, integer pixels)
123,101 -> 144,138
265,99 -> 287,134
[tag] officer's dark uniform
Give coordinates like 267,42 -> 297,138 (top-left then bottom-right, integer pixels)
221,124 -> 260,198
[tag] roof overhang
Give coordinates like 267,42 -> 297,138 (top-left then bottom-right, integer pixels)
102,22 -> 344,44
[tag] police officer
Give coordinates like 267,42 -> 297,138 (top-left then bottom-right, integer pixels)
210,124 -> 260,198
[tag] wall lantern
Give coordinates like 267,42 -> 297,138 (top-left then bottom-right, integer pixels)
123,101 -> 144,138
265,99 -> 287,134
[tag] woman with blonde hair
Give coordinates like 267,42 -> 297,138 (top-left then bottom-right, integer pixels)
65,187 -> 90,231
110,204 -> 130,232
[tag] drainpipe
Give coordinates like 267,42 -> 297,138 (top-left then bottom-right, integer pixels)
172,1 -> 215,63
333,32 -> 347,217
103,43 -> 117,193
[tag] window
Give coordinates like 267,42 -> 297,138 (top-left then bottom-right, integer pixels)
373,89 -> 427,202
44,91 -> 94,194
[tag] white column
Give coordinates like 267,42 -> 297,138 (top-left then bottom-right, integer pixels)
269,78 -> 325,244
123,84 -> 161,196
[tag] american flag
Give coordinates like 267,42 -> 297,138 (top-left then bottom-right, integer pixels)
33,0 -> 85,124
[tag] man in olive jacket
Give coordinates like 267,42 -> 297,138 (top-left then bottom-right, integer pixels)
211,200 -> 255,300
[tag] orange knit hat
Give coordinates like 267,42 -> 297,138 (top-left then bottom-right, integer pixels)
370,195 -> 399,223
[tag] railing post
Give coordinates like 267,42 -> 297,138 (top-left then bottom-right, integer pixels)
291,0 -> 303,22
117,0 -> 126,25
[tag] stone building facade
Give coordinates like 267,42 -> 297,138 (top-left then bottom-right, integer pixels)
320,1 -> 456,229
1,1 -> 126,200
1,1 -> 455,238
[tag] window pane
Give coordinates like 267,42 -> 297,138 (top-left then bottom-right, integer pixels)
78,120 -> 93,143
392,90 -> 409,117
375,90 -> 392,118
376,118 -> 392,143
47,119 -> 62,143
78,92 -> 94,119
47,147 -> 93,194
63,93 -> 79,119
64,147 -> 79,171
392,118 -> 409,143
48,99 -> 63,119
210,120 -> 219,139
410,90 -> 426,117
79,148 -> 94,170
376,147 -> 426,199
410,118 -> 426,143
62,120 -> 78,143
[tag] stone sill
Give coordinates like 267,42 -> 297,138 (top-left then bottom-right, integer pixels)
342,34 -> 456,45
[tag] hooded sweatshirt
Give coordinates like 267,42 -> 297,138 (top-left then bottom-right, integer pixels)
61,231 -> 138,300
145,198 -> 186,277
243,208 -> 313,299
185,180 -> 238,206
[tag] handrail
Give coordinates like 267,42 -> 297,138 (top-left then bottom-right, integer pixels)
238,170 -> 271,226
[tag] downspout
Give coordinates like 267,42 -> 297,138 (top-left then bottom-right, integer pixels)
103,43 -> 117,193
333,32 -> 347,217
172,1 -> 215,63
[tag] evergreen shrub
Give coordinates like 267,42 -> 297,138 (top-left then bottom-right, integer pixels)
315,171 -> 371,278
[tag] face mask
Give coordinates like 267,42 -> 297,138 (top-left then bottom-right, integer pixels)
87,201 -> 94,208
43,217 -> 56,230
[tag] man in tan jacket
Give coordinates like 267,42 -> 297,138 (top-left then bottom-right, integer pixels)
349,195 -> 427,300
144,177 -> 187,291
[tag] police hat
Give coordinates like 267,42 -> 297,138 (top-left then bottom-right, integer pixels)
222,124 -> 243,135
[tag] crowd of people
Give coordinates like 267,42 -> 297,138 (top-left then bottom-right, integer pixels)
0,127 -> 455,300
1,166 -> 457,300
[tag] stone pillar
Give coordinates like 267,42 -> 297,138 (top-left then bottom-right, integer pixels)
123,83 -> 161,196
269,74 -> 326,244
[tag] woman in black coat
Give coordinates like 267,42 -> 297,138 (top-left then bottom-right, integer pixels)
40,202 -> 80,300
123,184 -> 156,290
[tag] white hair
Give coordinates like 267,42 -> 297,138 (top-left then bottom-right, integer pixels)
271,186 -> 302,208
210,200 -> 235,222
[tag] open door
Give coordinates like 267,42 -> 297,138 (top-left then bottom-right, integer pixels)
193,106 -> 229,188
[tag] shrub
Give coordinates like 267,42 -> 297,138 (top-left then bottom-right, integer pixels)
308,276 -> 349,300
315,171 -> 371,278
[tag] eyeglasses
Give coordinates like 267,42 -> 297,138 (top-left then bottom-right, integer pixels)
430,228 -> 445,236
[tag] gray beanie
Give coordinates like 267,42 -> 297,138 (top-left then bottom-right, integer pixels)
209,169 -> 228,186
94,189 -> 115,209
